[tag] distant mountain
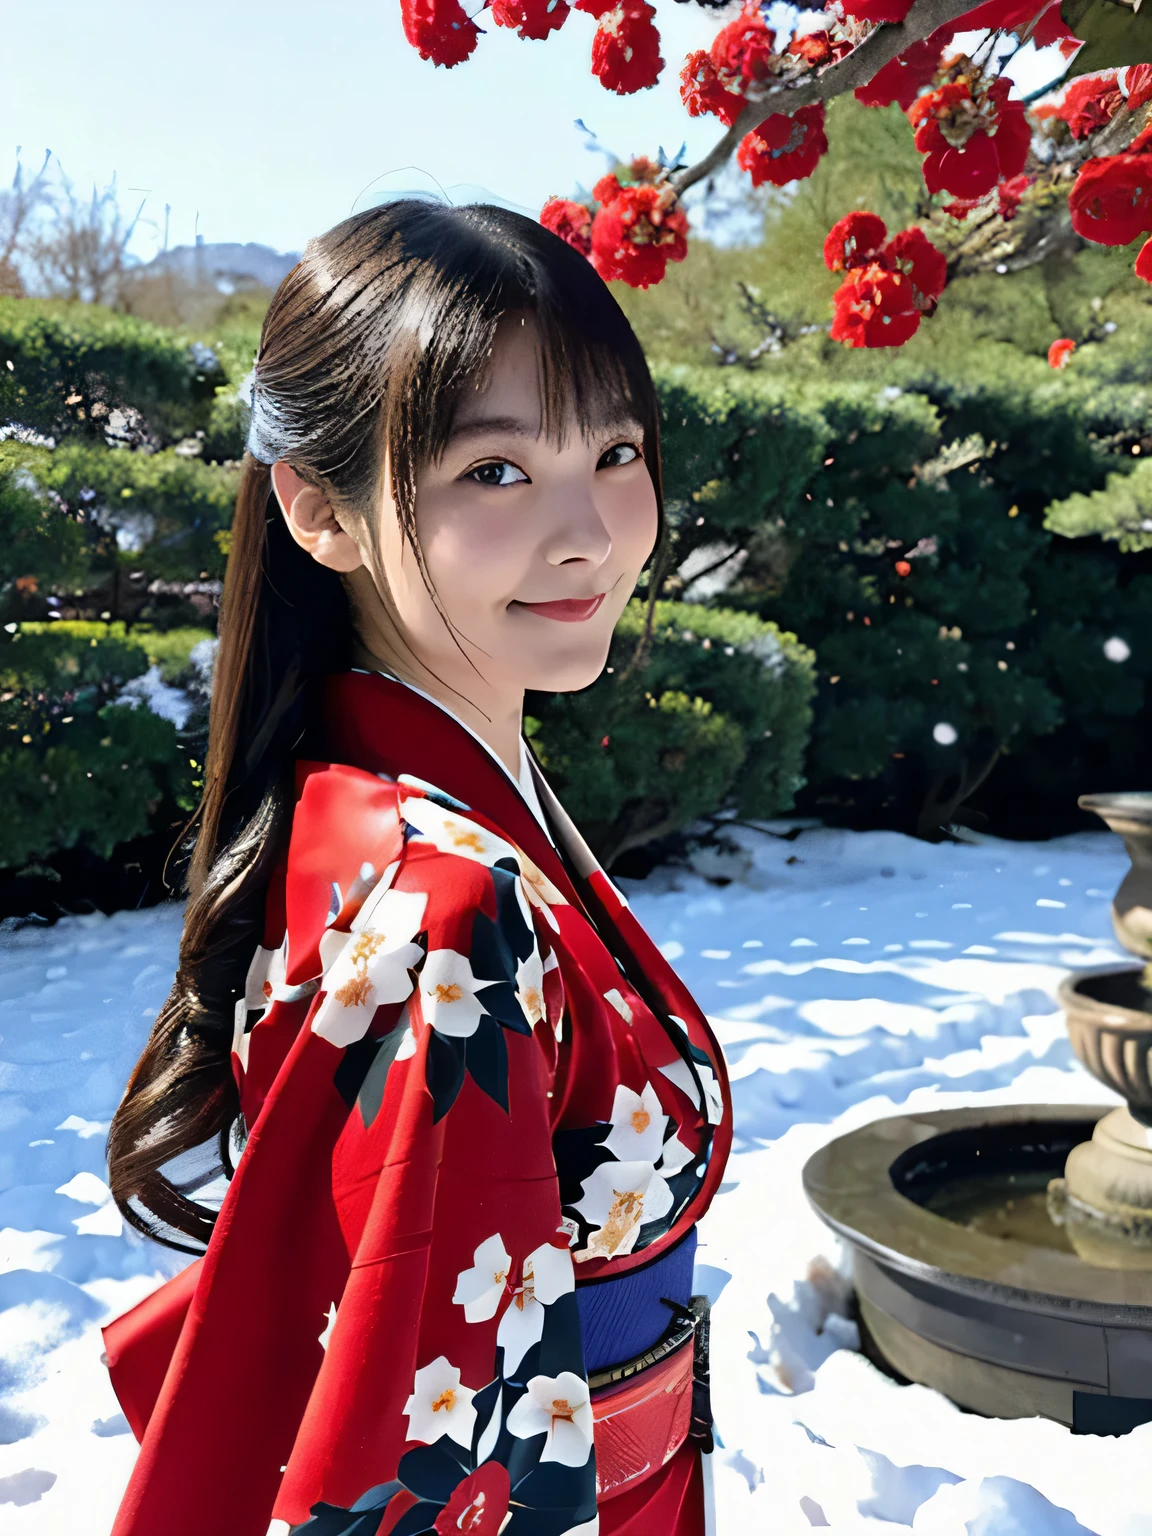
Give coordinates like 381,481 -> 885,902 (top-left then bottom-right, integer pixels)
144,238 -> 300,291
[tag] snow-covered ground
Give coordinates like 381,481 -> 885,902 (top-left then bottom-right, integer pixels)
1,823 -> 1147,1533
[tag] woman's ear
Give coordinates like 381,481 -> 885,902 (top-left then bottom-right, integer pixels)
271,461 -> 363,573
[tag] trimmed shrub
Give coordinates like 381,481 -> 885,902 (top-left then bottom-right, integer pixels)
3,442 -> 239,585
1046,460 -> 1152,552
0,622 -> 209,872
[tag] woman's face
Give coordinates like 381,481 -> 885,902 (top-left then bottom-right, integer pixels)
365,313 -> 659,701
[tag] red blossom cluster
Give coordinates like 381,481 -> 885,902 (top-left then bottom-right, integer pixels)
679,3 -> 780,128
540,160 -> 687,289
400,0 -> 480,67
402,0 -> 1152,333
1033,73 -> 1123,139
679,4 -> 830,193
824,212 -> 947,348
908,58 -> 1030,200
402,0 -> 665,92
539,198 -> 592,255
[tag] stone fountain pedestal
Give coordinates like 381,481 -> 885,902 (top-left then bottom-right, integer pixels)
1048,794 -> 1152,1270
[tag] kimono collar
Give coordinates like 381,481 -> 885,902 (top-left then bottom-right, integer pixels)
319,671 -> 587,909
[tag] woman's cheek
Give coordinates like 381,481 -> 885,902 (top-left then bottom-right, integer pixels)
609,486 -> 658,572
428,518 -> 517,614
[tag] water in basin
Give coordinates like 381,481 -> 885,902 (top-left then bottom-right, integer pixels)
921,1169 -> 1075,1253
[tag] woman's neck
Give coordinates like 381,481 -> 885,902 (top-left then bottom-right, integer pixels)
349,635 -> 525,780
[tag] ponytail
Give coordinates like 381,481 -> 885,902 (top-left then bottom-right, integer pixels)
107,458 -> 350,1250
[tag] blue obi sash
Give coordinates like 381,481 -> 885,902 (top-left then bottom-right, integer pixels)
575,1227 -> 697,1374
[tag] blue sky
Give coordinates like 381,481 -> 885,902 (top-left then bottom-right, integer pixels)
3,0 -> 1066,260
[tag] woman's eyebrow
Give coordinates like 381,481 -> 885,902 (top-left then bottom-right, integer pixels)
447,413 -> 643,446
448,415 -> 539,444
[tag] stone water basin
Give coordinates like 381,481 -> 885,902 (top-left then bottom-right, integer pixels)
803,1105 -> 1152,1431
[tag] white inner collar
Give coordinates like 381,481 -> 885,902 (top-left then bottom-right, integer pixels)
352,668 -> 555,845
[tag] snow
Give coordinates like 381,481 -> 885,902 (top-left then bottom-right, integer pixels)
1,825 -> 1148,1532
114,666 -> 195,729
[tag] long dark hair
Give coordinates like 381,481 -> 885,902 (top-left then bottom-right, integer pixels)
106,200 -> 665,1251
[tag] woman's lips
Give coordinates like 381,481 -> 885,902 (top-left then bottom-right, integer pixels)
512,592 -> 607,622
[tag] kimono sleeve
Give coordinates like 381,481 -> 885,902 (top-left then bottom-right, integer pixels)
268,775 -> 596,1536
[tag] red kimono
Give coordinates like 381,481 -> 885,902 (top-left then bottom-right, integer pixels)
104,672 -> 732,1536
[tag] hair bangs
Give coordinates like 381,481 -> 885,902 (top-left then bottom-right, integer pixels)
373,203 -> 663,531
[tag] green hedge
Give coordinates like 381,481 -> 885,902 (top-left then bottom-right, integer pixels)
0,298 -> 226,445
654,364 -> 1152,834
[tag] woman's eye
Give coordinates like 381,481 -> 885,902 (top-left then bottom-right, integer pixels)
466,460 -> 529,488
598,442 -> 641,470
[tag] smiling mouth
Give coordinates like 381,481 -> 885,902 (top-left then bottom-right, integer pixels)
512,593 -> 607,623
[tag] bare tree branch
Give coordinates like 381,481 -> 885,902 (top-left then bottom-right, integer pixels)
0,149 -> 54,282
671,0 -> 1007,197
29,170 -> 145,306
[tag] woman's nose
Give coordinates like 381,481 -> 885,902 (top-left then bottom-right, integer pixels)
541,482 -> 613,568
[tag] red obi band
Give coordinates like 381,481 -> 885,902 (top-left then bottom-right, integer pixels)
591,1334 -> 695,1500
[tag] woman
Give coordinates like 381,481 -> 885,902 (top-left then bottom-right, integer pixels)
103,201 -> 731,1536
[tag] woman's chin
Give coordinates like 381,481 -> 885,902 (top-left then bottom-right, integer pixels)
520,647 -> 612,696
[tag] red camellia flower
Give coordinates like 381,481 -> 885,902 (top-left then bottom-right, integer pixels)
909,63 -> 1031,199
401,0 -> 480,66
885,227 -> 948,314
1069,133 -> 1152,246
998,173 -> 1030,219
1048,338 -> 1076,369
1136,237 -> 1152,282
433,1463 -> 511,1534
1064,74 -> 1123,137
490,0 -> 570,39
1037,73 -> 1124,138
711,3 -> 777,89
895,559 -> 912,577
1125,64 -> 1152,113
737,103 -> 828,188
856,29 -> 953,110
590,175 -> 689,288
824,211 -> 887,271
788,30 -> 832,67
678,3 -> 777,126
679,50 -> 747,126
589,0 -> 663,93
540,197 -> 593,255
824,212 -> 947,348
831,265 -> 923,348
